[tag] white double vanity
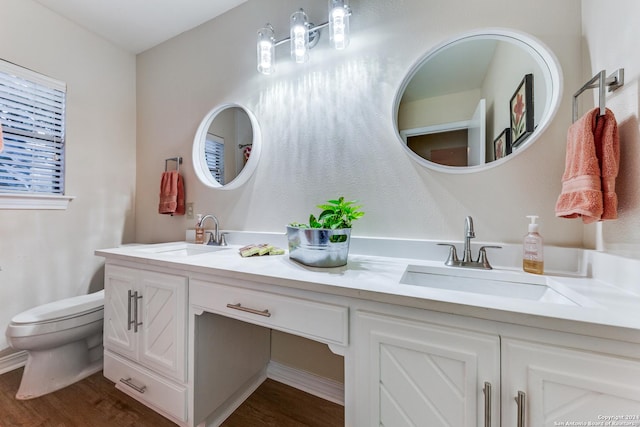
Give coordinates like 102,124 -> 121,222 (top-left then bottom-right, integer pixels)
96,236 -> 640,427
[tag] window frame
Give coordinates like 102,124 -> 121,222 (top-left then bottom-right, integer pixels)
0,59 -> 73,210
205,132 -> 225,185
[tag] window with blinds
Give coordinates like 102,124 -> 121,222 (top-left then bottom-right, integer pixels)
0,59 -> 66,195
205,133 -> 225,185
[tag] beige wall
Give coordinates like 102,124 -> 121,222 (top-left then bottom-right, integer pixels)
136,0 -> 583,247
0,0 -> 136,351
581,0 -> 640,255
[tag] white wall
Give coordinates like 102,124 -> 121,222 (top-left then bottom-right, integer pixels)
136,0 -> 583,247
581,0 -> 640,256
0,0 -> 136,352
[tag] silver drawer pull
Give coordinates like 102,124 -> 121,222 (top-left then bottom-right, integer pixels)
133,291 -> 143,333
127,290 -> 134,331
483,382 -> 492,427
226,303 -> 271,317
120,377 -> 146,394
515,390 -> 526,427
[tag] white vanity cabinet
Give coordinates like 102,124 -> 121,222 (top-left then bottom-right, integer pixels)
354,309 -> 640,427
95,242 -> 640,427
354,311 -> 500,426
103,264 -> 188,424
502,338 -> 640,427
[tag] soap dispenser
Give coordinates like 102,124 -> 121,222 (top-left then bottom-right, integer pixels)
195,214 -> 205,244
523,215 -> 544,274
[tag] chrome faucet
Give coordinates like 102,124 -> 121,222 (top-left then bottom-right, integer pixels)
462,216 -> 475,263
438,216 -> 501,269
198,214 -> 227,246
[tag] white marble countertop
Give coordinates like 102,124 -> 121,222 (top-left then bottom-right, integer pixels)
96,234 -> 640,343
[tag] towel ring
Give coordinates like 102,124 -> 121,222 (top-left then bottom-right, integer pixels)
165,157 -> 182,172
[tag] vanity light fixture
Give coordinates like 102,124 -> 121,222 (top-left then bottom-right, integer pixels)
256,0 -> 352,75
290,9 -> 310,64
257,25 -> 276,75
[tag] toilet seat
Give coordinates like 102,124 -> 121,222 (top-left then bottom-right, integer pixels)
7,290 -> 105,338
10,290 -> 104,325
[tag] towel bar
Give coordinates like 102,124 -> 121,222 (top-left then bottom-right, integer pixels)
572,69 -> 624,122
165,156 -> 182,172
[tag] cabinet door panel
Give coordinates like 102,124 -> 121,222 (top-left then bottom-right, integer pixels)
139,271 -> 187,381
377,337 -> 472,426
502,339 -> 640,427
355,311 -> 500,427
104,265 -> 137,359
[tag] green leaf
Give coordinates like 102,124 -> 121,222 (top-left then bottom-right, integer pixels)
293,196 -> 364,230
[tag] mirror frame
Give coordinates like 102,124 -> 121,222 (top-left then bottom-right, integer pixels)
393,28 -> 563,173
192,102 -> 262,190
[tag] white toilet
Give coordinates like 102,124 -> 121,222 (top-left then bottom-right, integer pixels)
5,289 -> 105,400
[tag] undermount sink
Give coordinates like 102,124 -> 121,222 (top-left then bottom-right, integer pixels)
400,264 -> 585,306
136,242 -> 230,257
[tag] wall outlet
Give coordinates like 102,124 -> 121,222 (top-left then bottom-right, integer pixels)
186,202 -> 194,219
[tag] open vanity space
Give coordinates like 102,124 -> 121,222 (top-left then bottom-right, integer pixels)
96,236 -> 640,427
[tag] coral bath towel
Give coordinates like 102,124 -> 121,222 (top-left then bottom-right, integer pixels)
555,107 -> 619,224
158,170 -> 185,215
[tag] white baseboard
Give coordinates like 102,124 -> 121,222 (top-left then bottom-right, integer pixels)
266,360 -> 344,406
0,350 -> 27,375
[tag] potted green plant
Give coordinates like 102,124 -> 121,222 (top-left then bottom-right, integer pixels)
287,196 -> 364,267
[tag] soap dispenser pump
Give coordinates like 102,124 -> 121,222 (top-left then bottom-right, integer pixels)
523,215 -> 544,274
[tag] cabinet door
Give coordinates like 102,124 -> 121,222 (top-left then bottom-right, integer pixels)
502,338 -> 640,427
355,311 -> 500,427
138,270 -> 187,382
104,265 -> 138,360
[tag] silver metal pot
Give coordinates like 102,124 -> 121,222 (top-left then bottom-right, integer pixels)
286,226 -> 351,267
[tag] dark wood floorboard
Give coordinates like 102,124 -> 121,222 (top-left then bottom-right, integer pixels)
0,368 -> 176,427
0,369 -> 343,427
221,379 -> 344,427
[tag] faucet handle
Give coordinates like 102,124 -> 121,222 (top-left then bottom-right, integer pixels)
477,245 -> 502,269
205,231 -> 215,245
219,232 -> 228,246
437,243 -> 460,266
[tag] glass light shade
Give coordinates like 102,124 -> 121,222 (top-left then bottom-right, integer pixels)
257,25 -> 276,75
329,0 -> 350,50
290,9 -> 309,63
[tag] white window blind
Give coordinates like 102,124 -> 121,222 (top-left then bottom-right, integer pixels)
0,59 -> 66,195
205,133 -> 225,184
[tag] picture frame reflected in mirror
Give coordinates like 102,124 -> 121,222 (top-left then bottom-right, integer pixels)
510,73 -> 534,148
493,127 -> 512,160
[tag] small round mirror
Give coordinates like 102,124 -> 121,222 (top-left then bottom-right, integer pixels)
192,103 -> 261,189
395,29 -> 562,173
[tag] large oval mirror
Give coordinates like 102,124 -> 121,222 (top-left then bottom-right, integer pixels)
192,103 -> 261,189
394,29 -> 562,173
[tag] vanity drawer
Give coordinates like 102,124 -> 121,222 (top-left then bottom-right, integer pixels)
104,351 -> 187,423
190,279 -> 348,346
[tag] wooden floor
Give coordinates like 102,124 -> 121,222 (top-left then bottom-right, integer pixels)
221,378 -> 343,427
0,369 -> 343,427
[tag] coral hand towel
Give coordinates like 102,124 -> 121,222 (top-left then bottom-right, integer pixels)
159,170 -> 185,215
595,108 -> 620,221
555,107 -> 619,223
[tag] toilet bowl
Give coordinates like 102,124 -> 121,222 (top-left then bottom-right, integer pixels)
5,289 -> 105,400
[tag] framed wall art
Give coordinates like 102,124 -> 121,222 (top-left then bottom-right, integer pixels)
493,128 -> 512,160
510,73 -> 534,147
